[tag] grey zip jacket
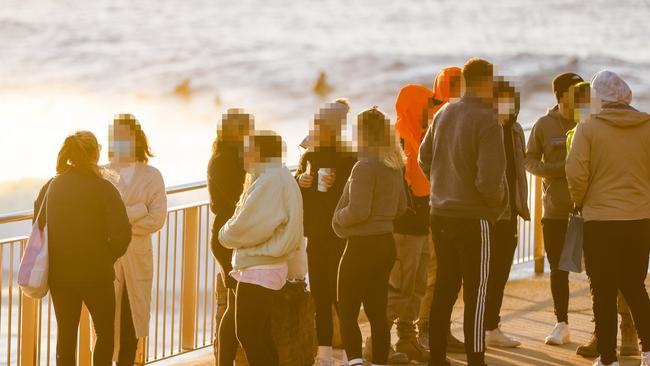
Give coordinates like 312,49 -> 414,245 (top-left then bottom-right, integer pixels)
418,96 -> 508,222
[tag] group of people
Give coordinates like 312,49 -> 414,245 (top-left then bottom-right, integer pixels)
35,56 -> 650,366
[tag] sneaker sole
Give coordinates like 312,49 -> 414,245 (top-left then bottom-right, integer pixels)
487,341 -> 521,348
545,337 -> 571,345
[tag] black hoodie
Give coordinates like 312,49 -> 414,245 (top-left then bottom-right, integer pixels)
295,147 -> 357,239
34,167 -> 132,287
207,141 -> 246,289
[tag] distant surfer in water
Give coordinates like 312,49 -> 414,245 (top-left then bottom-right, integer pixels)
313,71 -> 333,99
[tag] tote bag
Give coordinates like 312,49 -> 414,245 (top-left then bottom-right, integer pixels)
18,182 -> 52,299
558,213 -> 584,273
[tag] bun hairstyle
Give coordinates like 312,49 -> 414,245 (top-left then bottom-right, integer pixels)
357,106 -> 404,170
56,130 -> 102,178
112,114 -> 154,163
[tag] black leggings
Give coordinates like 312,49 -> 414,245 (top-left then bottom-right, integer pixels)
584,219 -> 650,364
117,286 -> 139,366
218,289 -> 238,366
50,282 -> 115,366
236,281 -> 278,366
338,233 -> 396,364
307,235 -> 345,346
542,218 -> 570,323
485,219 -> 518,330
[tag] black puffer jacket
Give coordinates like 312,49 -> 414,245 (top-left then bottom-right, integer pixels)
34,167 -> 132,287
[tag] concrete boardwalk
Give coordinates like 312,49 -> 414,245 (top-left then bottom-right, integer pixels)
176,270 -> 649,366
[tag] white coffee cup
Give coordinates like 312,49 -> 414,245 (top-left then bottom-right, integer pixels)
317,168 -> 332,192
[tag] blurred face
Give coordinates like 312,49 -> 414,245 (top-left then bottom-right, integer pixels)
463,76 -> 494,102
109,123 -> 136,163
243,137 -> 260,172
573,88 -> 591,123
497,95 -> 516,125
315,120 -> 341,148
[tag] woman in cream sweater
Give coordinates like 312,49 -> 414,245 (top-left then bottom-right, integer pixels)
104,114 -> 167,366
218,131 -> 304,366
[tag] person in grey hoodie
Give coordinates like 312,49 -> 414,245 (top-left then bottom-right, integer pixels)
566,70 -> 650,366
332,106 -> 407,366
525,71 -> 584,345
419,57 -> 507,366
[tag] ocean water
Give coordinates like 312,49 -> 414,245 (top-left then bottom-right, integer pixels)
1,0 -> 650,213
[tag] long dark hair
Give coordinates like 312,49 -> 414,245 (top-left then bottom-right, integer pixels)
56,131 -> 102,178
112,114 -> 154,163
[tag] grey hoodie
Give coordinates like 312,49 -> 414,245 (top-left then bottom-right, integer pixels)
566,105 -> 650,221
525,106 -> 576,220
418,96 -> 508,222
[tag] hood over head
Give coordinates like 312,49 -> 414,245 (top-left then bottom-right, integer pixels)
431,67 -> 461,116
395,84 -> 434,196
591,70 -> 632,105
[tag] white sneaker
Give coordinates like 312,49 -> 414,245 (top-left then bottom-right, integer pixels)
641,351 -> 650,366
592,357 -> 619,366
545,322 -> 571,345
314,357 -> 335,366
486,327 -> 521,348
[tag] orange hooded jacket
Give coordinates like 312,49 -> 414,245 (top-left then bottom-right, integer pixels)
395,67 -> 461,197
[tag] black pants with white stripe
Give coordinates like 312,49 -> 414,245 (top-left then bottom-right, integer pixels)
428,216 -> 493,366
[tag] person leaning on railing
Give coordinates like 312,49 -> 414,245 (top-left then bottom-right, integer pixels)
34,131 -> 132,366
103,114 -> 167,366
207,108 -> 254,366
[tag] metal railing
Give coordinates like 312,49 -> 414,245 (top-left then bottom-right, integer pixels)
0,175 -> 545,366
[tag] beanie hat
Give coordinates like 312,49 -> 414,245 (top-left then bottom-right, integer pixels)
553,72 -> 584,102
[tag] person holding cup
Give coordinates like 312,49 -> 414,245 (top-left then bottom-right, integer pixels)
295,98 -> 357,366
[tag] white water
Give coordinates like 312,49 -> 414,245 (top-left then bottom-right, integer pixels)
2,0 -> 650,213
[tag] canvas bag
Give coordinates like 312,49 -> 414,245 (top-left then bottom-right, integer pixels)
18,181 -> 52,299
558,212 -> 584,273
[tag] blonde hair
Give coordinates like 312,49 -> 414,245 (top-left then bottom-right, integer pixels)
357,106 -> 404,170
56,131 -> 102,178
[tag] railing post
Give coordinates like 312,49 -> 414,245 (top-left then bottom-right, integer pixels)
534,176 -> 545,273
78,305 -> 92,366
181,207 -> 199,350
135,338 -> 146,365
20,294 -> 38,366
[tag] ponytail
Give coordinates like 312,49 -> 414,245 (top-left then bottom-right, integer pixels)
56,131 -> 101,178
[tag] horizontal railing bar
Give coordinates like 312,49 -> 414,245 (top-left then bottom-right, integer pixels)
0,165 -> 299,225
0,236 -> 30,245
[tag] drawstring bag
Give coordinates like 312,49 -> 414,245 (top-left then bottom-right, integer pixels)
18,182 -> 52,299
558,212 -> 584,273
